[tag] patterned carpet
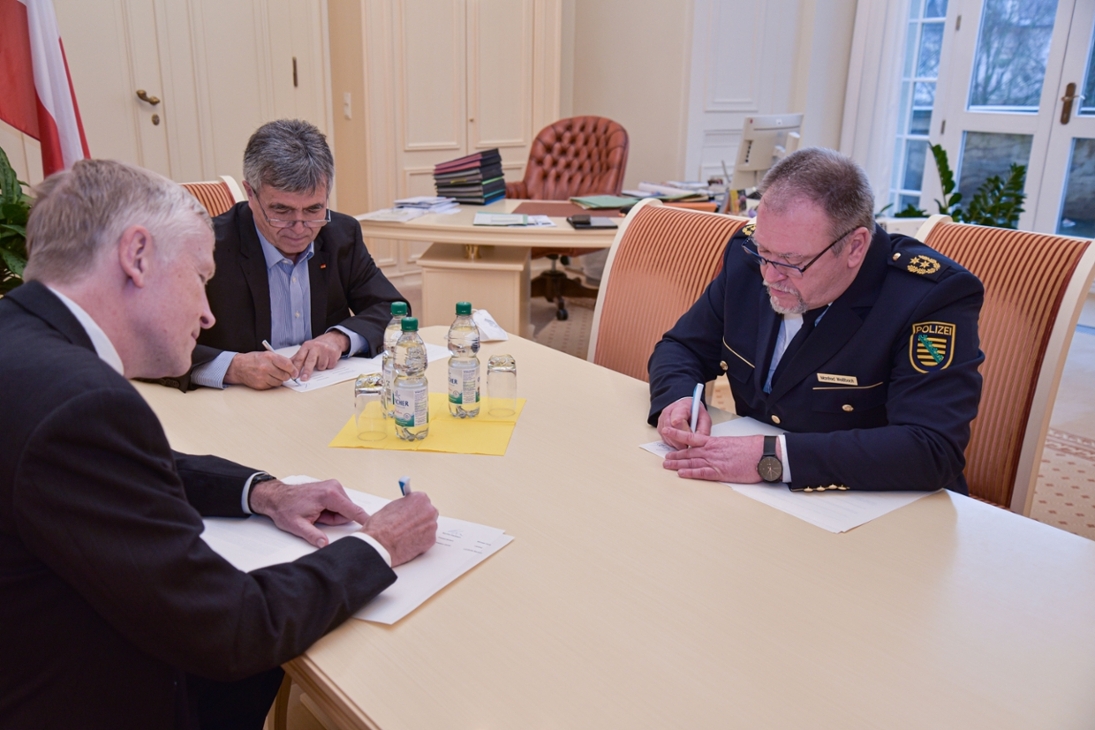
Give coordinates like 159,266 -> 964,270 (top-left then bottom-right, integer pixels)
1033,429 -> 1095,540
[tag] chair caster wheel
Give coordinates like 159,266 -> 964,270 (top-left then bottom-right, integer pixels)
556,308 -> 569,321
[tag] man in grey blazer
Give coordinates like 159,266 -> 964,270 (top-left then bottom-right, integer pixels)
0,159 -> 437,728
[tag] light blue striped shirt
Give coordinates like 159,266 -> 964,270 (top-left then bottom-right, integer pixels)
191,226 -> 364,388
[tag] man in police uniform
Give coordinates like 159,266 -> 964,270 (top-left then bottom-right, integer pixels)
648,147 -> 983,493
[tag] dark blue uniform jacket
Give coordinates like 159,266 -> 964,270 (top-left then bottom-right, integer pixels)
648,225 -> 984,493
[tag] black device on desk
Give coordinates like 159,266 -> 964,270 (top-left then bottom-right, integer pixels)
567,214 -> 618,230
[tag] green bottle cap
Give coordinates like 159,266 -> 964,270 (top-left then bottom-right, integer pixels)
456,301 -> 472,316
391,301 -> 408,316
400,317 -> 419,332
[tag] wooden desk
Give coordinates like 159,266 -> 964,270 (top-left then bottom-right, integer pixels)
135,329 -> 1095,729
357,201 -> 617,337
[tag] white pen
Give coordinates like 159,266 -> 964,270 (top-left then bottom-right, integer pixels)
261,339 -> 302,386
398,476 -> 412,496
689,382 -> 704,433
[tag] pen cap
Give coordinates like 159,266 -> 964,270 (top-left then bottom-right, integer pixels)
455,301 -> 472,316
401,317 -> 419,332
390,301 -> 408,316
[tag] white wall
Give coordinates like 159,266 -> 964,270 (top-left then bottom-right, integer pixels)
565,0 -> 694,189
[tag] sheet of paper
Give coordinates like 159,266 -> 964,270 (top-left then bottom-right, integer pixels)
473,213 -> 528,226
526,215 -> 556,228
274,343 -> 449,392
358,208 -> 428,222
200,487 -> 513,624
472,309 -> 508,341
641,416 -> 936,533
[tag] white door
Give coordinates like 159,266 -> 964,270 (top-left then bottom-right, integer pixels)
928,0 -> 1095,234
1032,1 -> 1095,237
54,0 -> 172,177
52,0 -> 330,186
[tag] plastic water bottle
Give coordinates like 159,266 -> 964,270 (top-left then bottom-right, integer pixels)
392,317 -> 429,440
447,301 -> 480,417
381,301 -> 408,418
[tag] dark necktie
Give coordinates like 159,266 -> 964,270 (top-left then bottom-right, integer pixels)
771,306 -> 826,386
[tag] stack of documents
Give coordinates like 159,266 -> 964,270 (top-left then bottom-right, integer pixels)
622,182 -> 711,202
569,194 -> 640,210
434,149 -> 506,205
394,196 -> 459,214
201,486 -> 514,624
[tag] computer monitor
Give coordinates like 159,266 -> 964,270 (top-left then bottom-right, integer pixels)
729,113 -> 804,192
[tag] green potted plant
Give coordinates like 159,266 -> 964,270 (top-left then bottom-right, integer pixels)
876,144 -> 1027,231
0,146 -> 32,294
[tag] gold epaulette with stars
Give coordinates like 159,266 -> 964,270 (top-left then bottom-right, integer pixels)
889,245 -> 949,281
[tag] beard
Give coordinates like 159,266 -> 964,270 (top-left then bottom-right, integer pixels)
765,282 -> 808,315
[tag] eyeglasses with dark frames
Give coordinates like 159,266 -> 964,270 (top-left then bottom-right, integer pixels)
741,225 -> 861,278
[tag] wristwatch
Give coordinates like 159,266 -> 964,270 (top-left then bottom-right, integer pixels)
247,472 -> 278,512
757,435 -> 783,483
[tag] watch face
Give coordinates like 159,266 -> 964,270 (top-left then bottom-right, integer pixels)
758,456 -> 783,482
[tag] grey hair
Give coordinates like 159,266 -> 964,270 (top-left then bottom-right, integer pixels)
758,147 -> 876,243
242,119 -> 334,195
24,159 -> 211,285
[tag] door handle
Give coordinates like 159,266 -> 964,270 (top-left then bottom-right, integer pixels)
136,89 -> 161,106
1060,82 -> 1084,124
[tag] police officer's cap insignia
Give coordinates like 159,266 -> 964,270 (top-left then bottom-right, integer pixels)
742,222 -> 755,237
909,322 -> 955,373
907,254 -> 940,275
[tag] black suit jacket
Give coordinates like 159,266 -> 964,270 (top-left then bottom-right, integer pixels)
648,225 -> 984,493
0,282 -> 396,728
166,202 -> 406,390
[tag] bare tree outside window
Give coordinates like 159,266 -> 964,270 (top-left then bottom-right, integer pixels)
968,0 -> 1058,111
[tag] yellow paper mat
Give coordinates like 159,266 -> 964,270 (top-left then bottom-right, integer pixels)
329,393 -> 526,455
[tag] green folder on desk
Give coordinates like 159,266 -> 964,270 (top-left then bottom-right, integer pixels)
569,195 -> 640,210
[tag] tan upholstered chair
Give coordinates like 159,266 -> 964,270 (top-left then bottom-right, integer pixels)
916,215 -> 1095,514
180,175 -> 245,217
507,116 -> 630,320
588,199 -> 750,381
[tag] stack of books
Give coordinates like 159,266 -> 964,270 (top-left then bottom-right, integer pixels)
434,149 -> 505,205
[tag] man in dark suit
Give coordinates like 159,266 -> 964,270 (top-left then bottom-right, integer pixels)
0,159 -> 438,728
183,119 -> 406,391
648,148 -> 984,493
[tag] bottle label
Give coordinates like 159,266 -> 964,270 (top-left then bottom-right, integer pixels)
393,383 -> 428,427
448,363 -> 480,405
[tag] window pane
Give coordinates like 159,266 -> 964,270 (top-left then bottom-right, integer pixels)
904,140 -> 929,190
968,0 -> 1058,110
957,132 -> 1033,203
914,81 -> 936,106
916,22 -> 944,77
910,108 -> 933,135
924,0 -> 947,19
1081,24 -> 1095,116
1058,138 -> 1095,238
899,194 -> 922,211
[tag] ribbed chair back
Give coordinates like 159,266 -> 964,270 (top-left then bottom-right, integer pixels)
589,199 -> 749,381
180,175 -> 245,217
917,215 -> 1095,513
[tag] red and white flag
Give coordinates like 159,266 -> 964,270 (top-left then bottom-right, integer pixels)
0,0 -> 89,176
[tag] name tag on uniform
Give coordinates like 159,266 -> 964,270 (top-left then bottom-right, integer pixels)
817,373 -> 858,386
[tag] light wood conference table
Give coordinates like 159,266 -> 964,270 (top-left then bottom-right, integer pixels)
356,200 -> 618,338
134,329 -> 1095,729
